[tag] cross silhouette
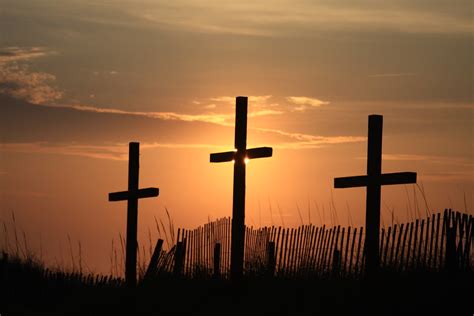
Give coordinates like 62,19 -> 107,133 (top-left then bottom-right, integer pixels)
210,96 -> 273,280
334,115 -> 417,276
109,142 -> 159,287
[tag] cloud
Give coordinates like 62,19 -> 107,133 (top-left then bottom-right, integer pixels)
0,142 -> 127,160
255,127 -> 366,149
0,142 -> 233,160
382,154 -> 473,167
45,103 -> 283,126
248,95 -> 273,104
209,96 -> 235,103
130,1 -> 473,37
210,95 -> 273,105
206,95 -> 279,112
0,130 -> 366,160
0,47 -> 53,64
370,73 -> 416,78
0,87 -> 364,156
354,154 -> 474,181
92,70 -> 119,76
0,142 -> 229,161
58,95 -> 283,127
420,171 -> 474,182
0,63 -> 63,105
0,47 -> 62,105
286,96 -> 330,111
202,104 -> 216,109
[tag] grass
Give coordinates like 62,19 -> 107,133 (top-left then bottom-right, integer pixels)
1,207 -> 177,280
1,195 -> 472,314
1,250 -> 473,315
1,207 -> 473,315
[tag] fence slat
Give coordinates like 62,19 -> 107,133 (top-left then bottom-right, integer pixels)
175,211 -> 470,278
324,227 -> 336,274
283,228 -> 291,276
422,217 -> 430,268
428,215 -> 435,269
314,226 -> 326,273
348,227 -> 356,275
416,219 -> 425,269
354,227 -> 363,275
404,222 -> 414,271
389,224 -> 397,267
394,224 -> 402,269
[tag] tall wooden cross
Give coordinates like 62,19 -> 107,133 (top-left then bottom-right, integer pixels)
210,96 -> 273,280
108,142 -> 159,287
334,115 -> 417,276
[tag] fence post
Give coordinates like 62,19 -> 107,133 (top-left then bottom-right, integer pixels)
143,239 -> 163,280
266,241 -> 276,277
173,241 -> 184,277
332,248 -> 341,277
445,222 -> 457,273
213,243 -> 221,278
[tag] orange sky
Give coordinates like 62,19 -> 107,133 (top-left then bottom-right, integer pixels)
0,0 -> 472,274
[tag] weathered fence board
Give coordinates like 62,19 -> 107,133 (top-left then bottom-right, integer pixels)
165,210 -> 472,279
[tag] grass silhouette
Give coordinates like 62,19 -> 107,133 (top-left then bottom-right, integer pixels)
1,250 -> 473,315
2,202 -> 472,314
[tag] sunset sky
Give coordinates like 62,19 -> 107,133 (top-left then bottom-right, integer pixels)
1,0 -> 472,273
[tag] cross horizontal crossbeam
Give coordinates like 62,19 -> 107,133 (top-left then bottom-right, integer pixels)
334,172 -> 417,188
210,147 -> 272,163
109,188 -> 159,201
246,147 -> 273,160
210,151 -> 235,163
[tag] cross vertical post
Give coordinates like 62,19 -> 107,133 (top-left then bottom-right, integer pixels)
232,96 -> 247,280
334,115 -> 417,276
210,96 -> 273,281
366,115 -> 382,276
108,142 -> 159,287
126,142 -> 139,287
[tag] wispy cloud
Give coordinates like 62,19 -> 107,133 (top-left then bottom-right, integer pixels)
92,70 -> 120,76
286,96 -> 330,111
0,130 -> 366,160
0,47 -> 53,64
130,1 -> 473,37
0,142 -> 230,161
420,171 -> 474,182
0,64 -> 63,105
354,153 -> 474,181
255,127 -> 366,149
382,154 -> 473,167
370,73 -> 416,78
210,95 -> 273,105
0,142 -> 128,160
0,47 -> 62,105
48,103 -> 283,126
1,95 -> 362,152
202,103 -> 216,109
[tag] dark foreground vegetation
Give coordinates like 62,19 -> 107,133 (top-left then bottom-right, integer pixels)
1,253 -> 472,316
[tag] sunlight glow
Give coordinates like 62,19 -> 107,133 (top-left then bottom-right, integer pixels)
244,157 -> 250,164
232,159 -> 235,164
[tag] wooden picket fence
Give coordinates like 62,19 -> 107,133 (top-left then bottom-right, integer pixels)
149,209 -> 472,279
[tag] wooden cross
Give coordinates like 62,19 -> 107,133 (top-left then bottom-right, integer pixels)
210,96 -> 273,280
334,115 -> 417,276
108,142 -> 159,287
